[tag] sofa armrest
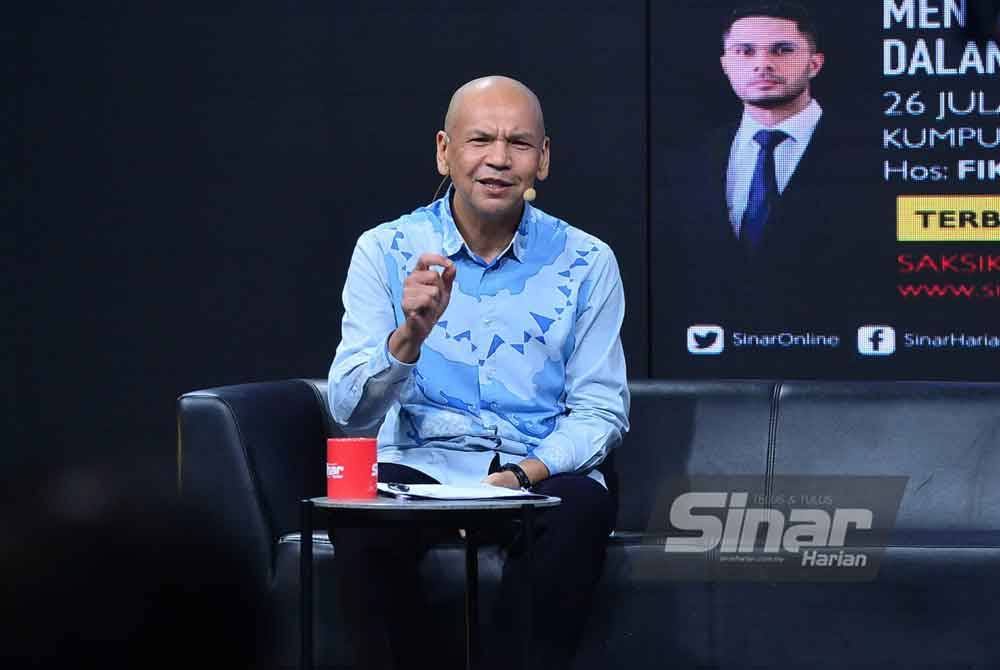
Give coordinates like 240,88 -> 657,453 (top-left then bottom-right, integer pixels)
177,379 -> 330,586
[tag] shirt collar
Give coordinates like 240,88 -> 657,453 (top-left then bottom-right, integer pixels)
737,98 -> 823,146
437,186 -> 532,263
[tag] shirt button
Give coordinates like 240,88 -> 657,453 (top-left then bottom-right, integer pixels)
484,318 -> 493,325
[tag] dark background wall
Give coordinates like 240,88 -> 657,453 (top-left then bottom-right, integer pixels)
13,2 -> 646,495
13,2 -> 1000,496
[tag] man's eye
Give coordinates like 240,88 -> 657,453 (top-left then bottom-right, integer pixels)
740,47 -> 755,56
774,45 -> 796,56
470,138 -> 490,145
512,141 -> 532,149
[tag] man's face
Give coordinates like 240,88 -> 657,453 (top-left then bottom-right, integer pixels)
720,16 -> 824,110
436,85 -> 549,225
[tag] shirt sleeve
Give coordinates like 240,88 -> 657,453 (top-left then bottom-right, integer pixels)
328,232 -> 416,433
531,243 -> 631,476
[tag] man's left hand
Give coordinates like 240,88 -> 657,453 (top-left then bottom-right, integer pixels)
482,471 -> 521,489
480,458 -> 550,489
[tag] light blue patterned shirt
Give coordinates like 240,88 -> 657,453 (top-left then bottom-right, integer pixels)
328,190 -> 629,487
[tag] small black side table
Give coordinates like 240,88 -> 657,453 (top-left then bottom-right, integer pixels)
300,494 -> 561,670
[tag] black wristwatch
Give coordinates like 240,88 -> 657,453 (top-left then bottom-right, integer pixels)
499,463 -> 532,489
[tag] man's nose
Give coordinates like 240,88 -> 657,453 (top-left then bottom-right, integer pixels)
485,140 -> 512,168
750,53 -> 776,71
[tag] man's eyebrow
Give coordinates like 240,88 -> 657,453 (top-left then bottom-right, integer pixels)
465,128 -> 537,142
726,39 -> 803,49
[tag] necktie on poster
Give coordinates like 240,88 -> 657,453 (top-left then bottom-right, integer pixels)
741,129 -> 789,249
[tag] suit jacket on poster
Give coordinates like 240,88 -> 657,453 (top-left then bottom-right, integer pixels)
665,114 -> 888,333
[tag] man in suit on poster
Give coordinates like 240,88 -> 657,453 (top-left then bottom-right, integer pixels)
669,3 -> 882,334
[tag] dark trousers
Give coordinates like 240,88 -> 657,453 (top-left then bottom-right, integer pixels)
330,462 -> 614,670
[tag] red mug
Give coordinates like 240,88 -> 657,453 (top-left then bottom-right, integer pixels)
326,438 -> 378,499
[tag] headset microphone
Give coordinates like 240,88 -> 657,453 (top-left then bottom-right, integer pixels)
523,187 -> 537,202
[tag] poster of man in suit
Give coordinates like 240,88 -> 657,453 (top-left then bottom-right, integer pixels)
649,1 -> 990,379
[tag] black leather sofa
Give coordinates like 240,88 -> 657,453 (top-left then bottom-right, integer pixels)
178,379 -> 1000,669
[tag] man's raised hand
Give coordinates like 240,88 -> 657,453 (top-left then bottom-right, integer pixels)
388,253 -> 457,363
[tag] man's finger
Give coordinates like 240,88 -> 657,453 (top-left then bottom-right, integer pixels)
403,287 -> 441,312
407,270 -> 444,286
414,252 -> 453,273
405,282 -> 442,300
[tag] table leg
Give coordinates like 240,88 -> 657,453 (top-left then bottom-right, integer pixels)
464,527 -> 479,670
521,504 -> 535,664
300,499 -> 313,670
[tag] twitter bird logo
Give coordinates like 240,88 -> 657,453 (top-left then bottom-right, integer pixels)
693,331 -> 717,348
687,325 -> 725,354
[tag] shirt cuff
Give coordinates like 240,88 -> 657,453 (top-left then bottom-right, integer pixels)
372,333 -> 417,385
531,431 -> 575,477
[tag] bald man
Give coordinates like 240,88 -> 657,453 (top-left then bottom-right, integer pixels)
328,76 -> 629,670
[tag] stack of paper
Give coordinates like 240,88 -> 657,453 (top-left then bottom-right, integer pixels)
376,483 -> 547,500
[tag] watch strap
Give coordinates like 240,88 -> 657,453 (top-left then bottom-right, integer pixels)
499,463 -> 532,489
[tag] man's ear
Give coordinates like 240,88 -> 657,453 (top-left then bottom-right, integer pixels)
436,130 -> 450,176
808,51 -> 825,78
536,136 -> 551,181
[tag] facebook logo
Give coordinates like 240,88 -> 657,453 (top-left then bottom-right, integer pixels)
857,325 -> 896,356
687,325 -> 725,355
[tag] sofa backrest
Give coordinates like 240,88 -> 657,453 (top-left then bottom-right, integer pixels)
615,380 -> 774,532
302,379 -> 1000,539
178,379 -> 329,584
773,381 -> 1000,541
178,377 -> 1000,583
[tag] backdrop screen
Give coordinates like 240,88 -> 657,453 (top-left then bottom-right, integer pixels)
650,0 -> 1000,380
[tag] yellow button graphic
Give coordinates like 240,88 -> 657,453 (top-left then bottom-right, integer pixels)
897,195 -> 1000,242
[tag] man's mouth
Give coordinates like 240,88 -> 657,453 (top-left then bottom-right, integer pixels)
477,178 -> 514,191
